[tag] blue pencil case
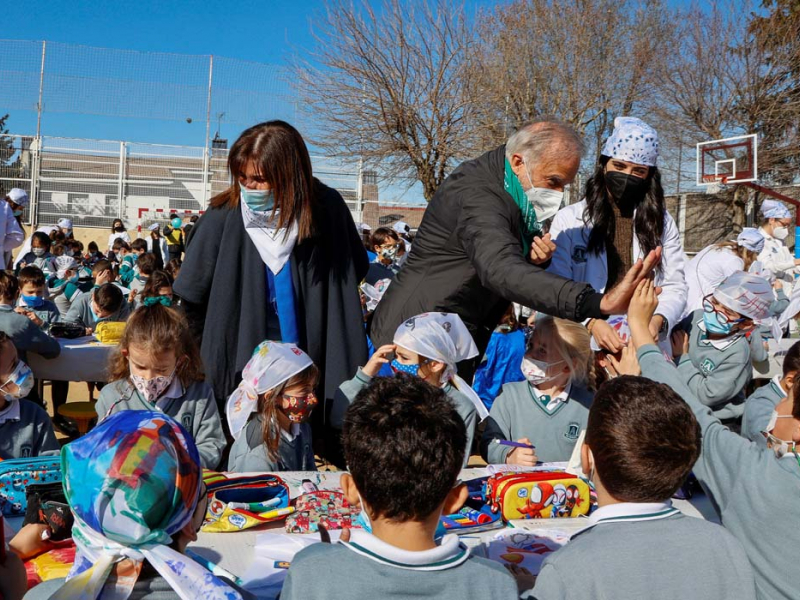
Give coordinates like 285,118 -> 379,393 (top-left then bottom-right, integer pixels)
0,455 -> 63,516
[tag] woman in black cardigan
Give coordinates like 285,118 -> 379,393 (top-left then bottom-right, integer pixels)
174,121 -> 368,463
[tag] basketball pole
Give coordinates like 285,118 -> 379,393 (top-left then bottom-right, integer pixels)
741,182 -> 800,261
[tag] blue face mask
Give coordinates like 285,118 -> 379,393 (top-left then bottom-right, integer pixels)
703,310 -> 734,335
13,209 -> 23,217
21,295 -> 44,309
390,359 -> 422,377
240,186 -> 275,213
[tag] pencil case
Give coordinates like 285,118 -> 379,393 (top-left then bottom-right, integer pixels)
285,491 -> 362,534
440,501 -> 503,534
483,471 -> 593,521
94,321 -> 126,344
201,471 -> 291,533
0,456 -> 63,516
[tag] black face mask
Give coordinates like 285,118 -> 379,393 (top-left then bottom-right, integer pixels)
605,170 -> 649,209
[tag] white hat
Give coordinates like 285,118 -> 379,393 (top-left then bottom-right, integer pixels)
57,218 -> 73,230
392,221 -> 410,234
714,271 -> 782,341
225,341 -> 314,438
736,228 -> 765,254
55,256 -> 78,280
148,223 -> 160,232
7,188 -> 29,207
358,222 -> 372,233
601,117 -> 659,167
760,200 -> 791,220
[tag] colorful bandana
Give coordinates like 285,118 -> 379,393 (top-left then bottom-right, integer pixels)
53,411 -> 240,600
225,341 -> 314,438
601,116 -> 659,167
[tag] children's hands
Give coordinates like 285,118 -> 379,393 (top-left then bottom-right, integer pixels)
590,320 -> 625,353
627,279 -> 658,349
599,247 -> 662,315
9,523 -> 54,560
606,345 -> 641,377
85,327 -> 93,336
671,330 -> 689,357
505,564 -> 536,595
506,438 -> 537,466
363,344 -> 395,378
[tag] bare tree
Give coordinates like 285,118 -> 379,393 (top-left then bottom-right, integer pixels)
291,0 -> 476,201
466,0 -> 672,159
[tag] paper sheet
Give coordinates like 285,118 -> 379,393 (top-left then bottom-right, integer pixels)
486,529 -> 570,575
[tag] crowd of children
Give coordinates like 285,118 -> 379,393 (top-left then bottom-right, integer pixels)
1,180 -> 800,599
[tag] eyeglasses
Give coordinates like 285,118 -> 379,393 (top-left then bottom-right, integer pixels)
702,295 -> 745,326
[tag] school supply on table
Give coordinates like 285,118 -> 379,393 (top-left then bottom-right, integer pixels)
186,548 -> 245,586
94,320 -> 126,344
439,503 -> 503,534
483,471 -> 593,521
493,439 -> 536,449
49,323 -> 86,339
284,490 -> 361,534
486,529 -> 570,575
0,456 -> 62,516
23,481 -> 73,541
202,471 -> 291,532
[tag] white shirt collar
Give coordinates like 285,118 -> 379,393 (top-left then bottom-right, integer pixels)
339,530 -> 470,571
572,501 -> 678,538
0,399 -> 21,424
696,319 -> 743,350
531,383 -> 571,413
240,202 -> 298,274
770,375 -> 787,398
279,422 -> 301,442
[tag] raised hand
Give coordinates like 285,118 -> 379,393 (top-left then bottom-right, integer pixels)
599,247 -> 663,315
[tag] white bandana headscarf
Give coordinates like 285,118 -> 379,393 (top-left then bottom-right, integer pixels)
714,271 -> 782,341
393,313 -> 488,420
55,255 -> 78,280
240,202 -> 298,274
8,188 -> 29,207
760,200 -> 791,220
226,340 -> 314,438
601,116 -> 659,167
736,228 -> 765,254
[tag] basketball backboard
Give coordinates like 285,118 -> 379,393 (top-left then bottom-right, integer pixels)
696,134 -> 758,186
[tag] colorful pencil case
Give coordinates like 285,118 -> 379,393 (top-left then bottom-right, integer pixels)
201,471 -> 291,532
439,502 -> 503,534
483,471 -> 593,521
284,491 -> 362,534
0,456 -> 62,516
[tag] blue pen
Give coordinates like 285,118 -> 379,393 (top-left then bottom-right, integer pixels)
493,439 -> 535,449
186,548 -> 245,586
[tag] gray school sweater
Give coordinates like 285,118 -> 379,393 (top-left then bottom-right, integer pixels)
480,381 -> 592,464
333,369 -> 477,466
97,379 -> 226,470
0,399 -> 60,459
281,532 -> 518,600
677,310 -> 751,419
64,291 -> 132,328
227,414 -> 316,473
742,377 -> 785,446
17,298 -> 60,328
639,344 -> 800,600
530,509 -> 755,600
0,305 -> 61,362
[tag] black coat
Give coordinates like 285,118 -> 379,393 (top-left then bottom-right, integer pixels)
370,145 -> 603,352
174,183 -> 369,425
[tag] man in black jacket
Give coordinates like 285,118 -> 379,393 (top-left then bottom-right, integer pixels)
370,119 -> 661,361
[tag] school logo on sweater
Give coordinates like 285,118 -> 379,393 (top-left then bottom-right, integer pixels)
182,414 -> 193,431
701,358 -> 716,375
20,445 -> 32,458
565,423 -> 581,440
571,246 -> 587,264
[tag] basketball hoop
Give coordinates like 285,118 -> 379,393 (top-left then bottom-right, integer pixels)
702,175 -> 727,195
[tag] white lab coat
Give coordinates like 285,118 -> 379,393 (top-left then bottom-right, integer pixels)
683,246 -> 744,320
146,236 -> 169,261
548,200 -> 687,332
1,203 -> 25,268
757,227 -> 797,295
107,231 -> 132,252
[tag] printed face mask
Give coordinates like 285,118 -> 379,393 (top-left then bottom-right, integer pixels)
1,360 -> 34,400
130,366 -> 177,404
379,246 -> 398,261
391,359 -> 425,377
521,357 -> 565,387
281,392 -> 318,423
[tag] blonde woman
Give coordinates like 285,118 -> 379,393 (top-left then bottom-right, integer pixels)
480,316 -> 595,464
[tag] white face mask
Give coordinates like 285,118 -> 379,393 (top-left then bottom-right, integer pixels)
521,356 -> 566,387
522,158 -> 564,222
764,410 -> 797,458
773,226 -> 789,241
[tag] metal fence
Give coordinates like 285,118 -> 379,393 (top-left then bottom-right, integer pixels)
0,133 -> 367,229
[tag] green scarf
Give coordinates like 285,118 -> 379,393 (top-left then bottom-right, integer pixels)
503,158 -> 542,252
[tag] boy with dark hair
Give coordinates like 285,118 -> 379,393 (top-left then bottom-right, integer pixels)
743,340 -> 800,446
131,238 -> 148,256
16,266 -> 60,327
130,252 -> 157,295
16,231 -> 56,278
629,279 -> 798,600
282,375 -> 517,600
65,282 -> 130,335
529,370 -> 756,600
0,271 -> 60,363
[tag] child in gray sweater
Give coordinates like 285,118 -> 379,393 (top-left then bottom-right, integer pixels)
632,278 -> 799,600
282,376 -> 517,600
95,303 -> 226,469
16,266 -> 60,328
742,340 -> 799,446
0,272 -> 60,364
481,316 -> 594,464
674,271 -> 774,420
529,283 -> 757,600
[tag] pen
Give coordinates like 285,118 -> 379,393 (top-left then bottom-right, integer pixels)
258,506 -> 295,519
493,439 -> 535,449
185,548 -> 244,586
228,497 -> 282,511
